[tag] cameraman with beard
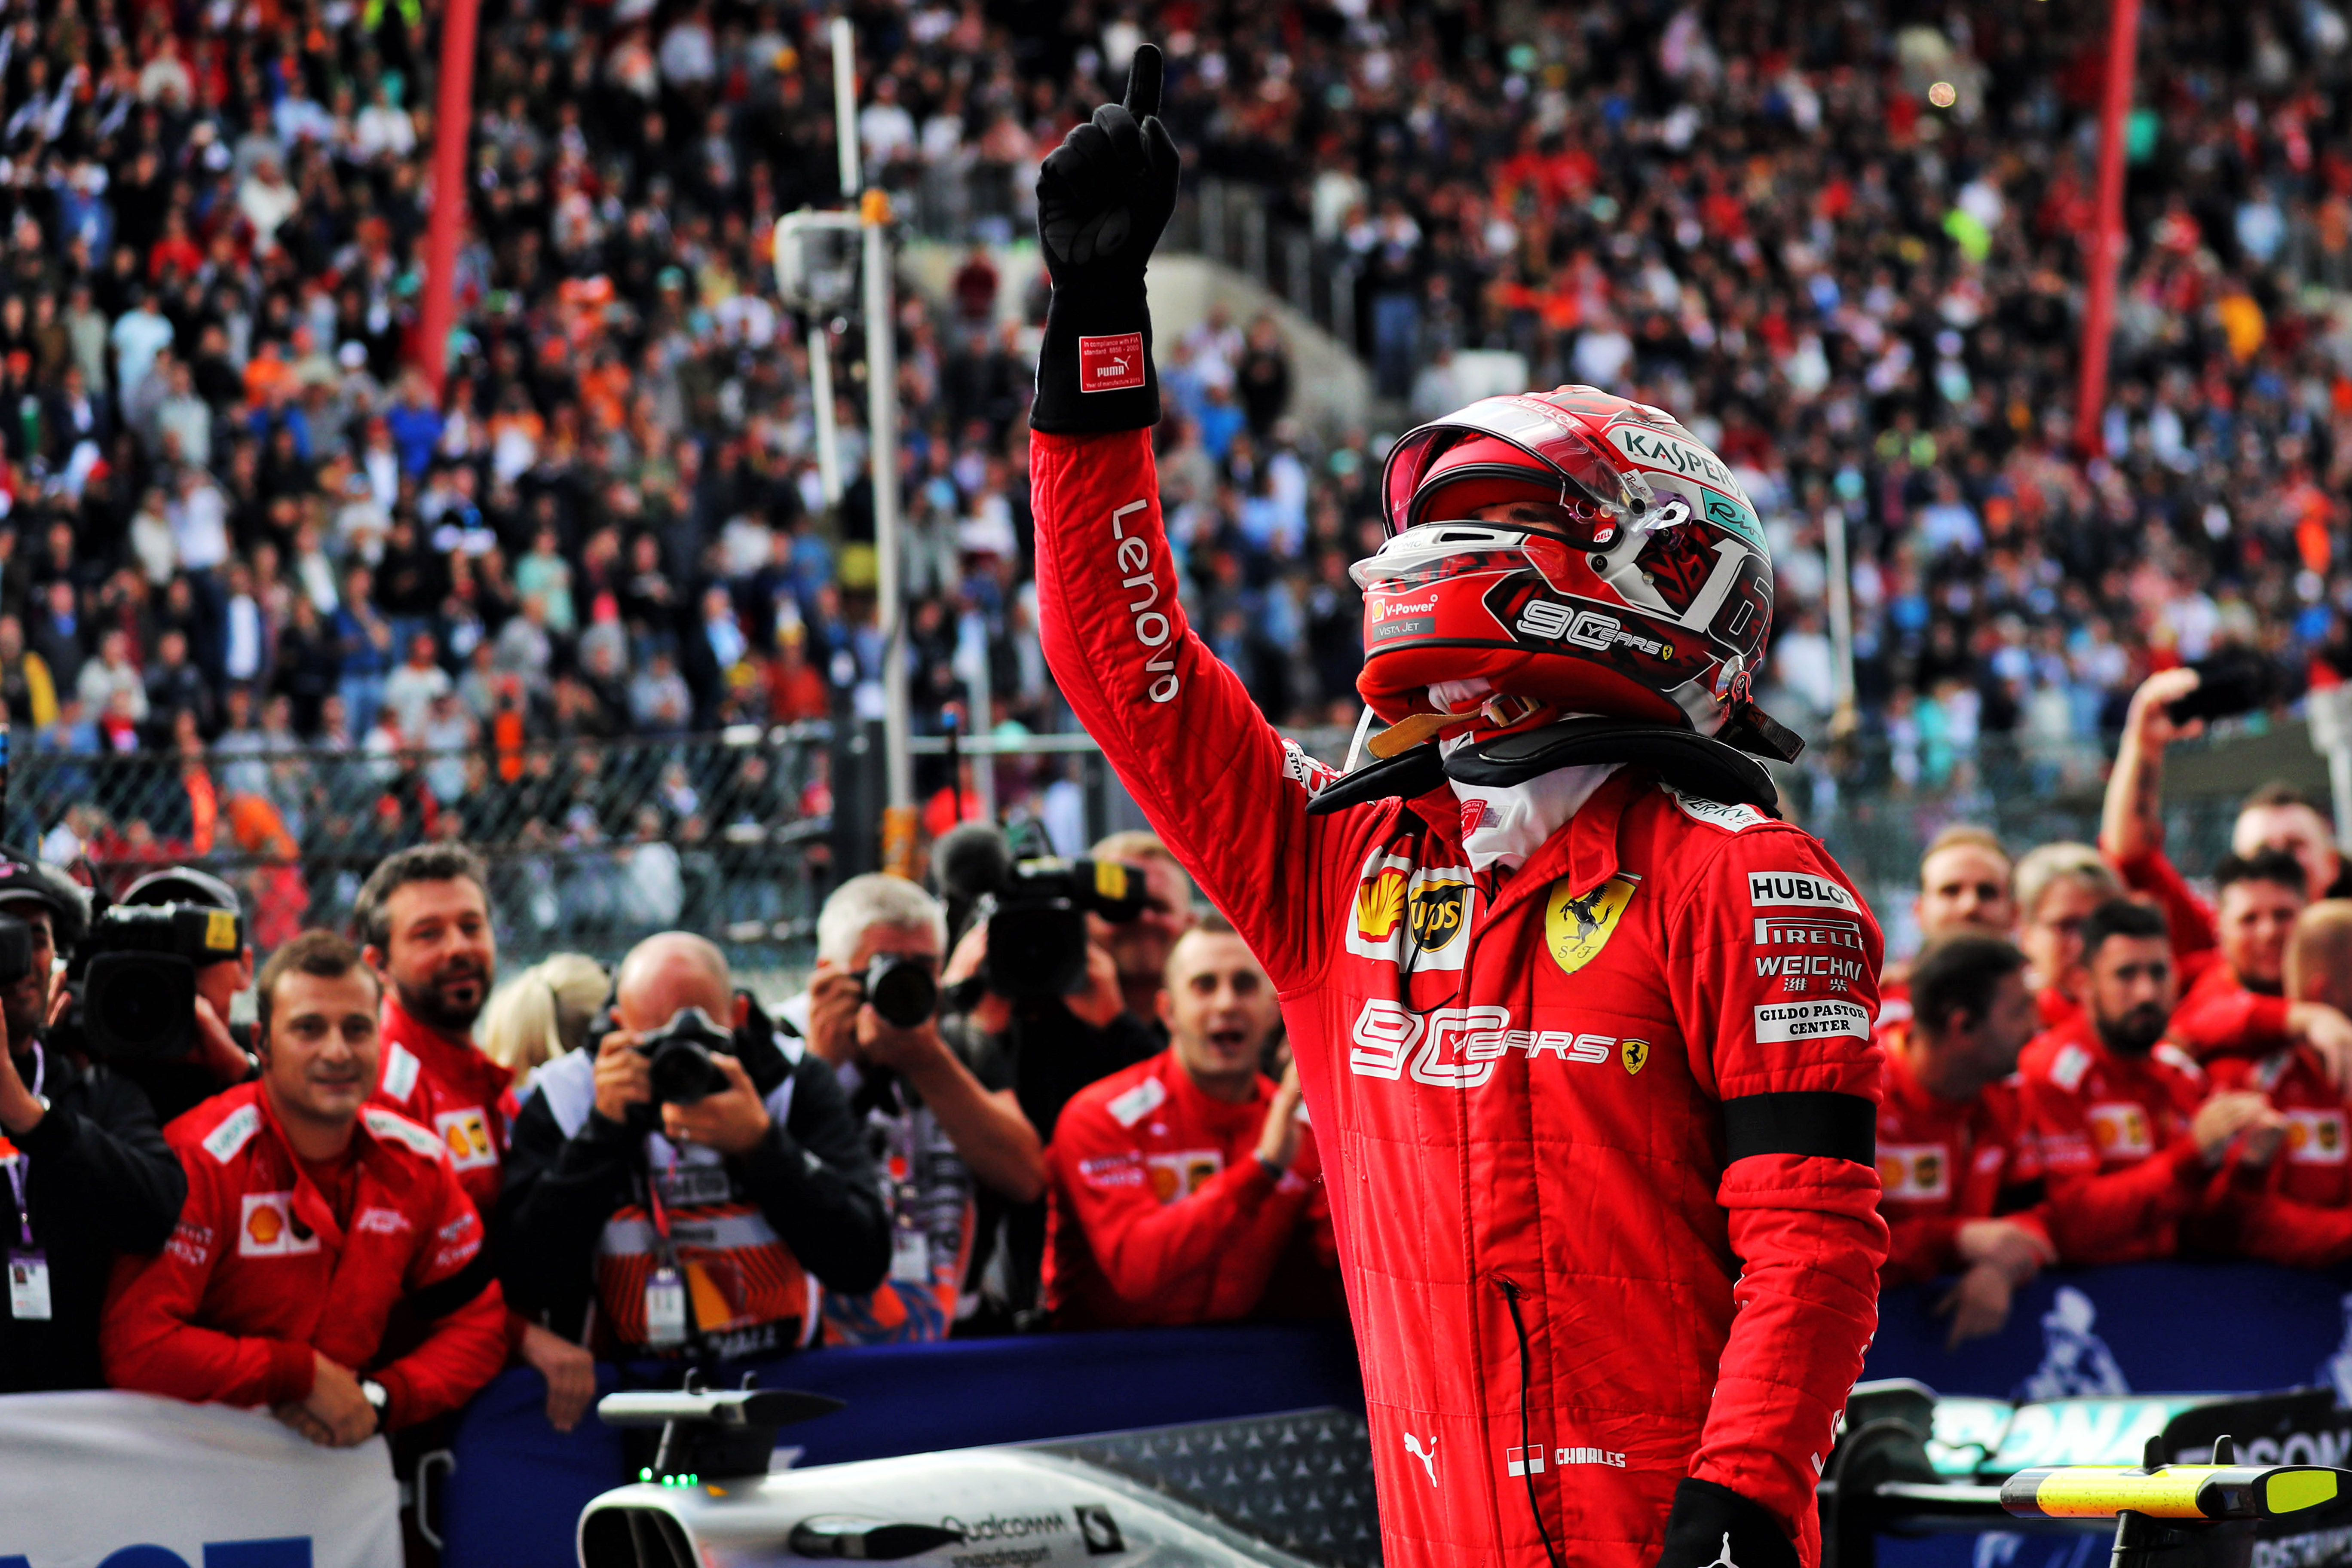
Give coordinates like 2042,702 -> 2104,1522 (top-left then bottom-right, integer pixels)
2019,898 -> 2279,1265
498,933 -> 888,1363
0,849 -> 185,1390
355,844 -> 594,1431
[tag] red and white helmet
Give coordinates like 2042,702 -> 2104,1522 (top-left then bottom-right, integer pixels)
1357,385 -> 1785,751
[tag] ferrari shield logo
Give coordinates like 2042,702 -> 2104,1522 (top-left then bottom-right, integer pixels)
1544,874 -> 1638,976
1621,1038 -> 1650,1075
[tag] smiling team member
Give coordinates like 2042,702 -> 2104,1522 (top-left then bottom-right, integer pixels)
102,931 -> 507,1444
1044,915 -> 1338,1328
357,842 -> 594,1430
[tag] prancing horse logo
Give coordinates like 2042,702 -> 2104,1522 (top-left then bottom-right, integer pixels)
1402,1431 -> 1438,1485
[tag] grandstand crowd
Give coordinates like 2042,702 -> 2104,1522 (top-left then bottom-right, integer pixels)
12,0 -> 2352,1542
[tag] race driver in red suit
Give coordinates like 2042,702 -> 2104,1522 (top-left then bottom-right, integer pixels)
1028,50 -> 1886,1568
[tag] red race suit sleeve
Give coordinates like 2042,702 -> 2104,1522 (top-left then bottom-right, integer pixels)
2113,846 -> 2217,965
1050,1094 -> 1321,1320
102,1152 -> 319,1409
1032,427 -> 1368,988
2170,963 -> 2294,1061
1667,836 -> 1889,1555
374,1164 -> 508,1429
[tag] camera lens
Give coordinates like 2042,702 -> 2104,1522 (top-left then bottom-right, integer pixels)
867,960 -> 937,1028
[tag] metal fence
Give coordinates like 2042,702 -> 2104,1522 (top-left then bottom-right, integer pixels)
5,720 -> 2282,970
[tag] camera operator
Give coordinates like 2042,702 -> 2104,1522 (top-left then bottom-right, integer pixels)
790,876 -> 1043,1344
0,851 -> 186,1392
1085,831 -> 1197,1026
498,932 -> 888,1362
81,867 -> 260,1128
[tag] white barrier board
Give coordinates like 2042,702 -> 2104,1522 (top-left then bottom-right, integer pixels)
0,1390 -> 401,1568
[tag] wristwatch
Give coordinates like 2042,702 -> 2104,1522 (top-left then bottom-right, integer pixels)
359,1378 -> 389,1424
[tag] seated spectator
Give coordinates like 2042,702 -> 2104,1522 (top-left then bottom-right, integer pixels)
2010,843 -> 2122,1029
1044,916 -> 1340,1329
1879,825 -> 2014,1031
0,854 -> 184,1392
2018,899 -> 2274,1265
1875,935 -> 2052,1345
102,932 -> 507,1443
790,874 -> 1044,1344
2167,850 -> 2352,1072
499,932 -> 888,1361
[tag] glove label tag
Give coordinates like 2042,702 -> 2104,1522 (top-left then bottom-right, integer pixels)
1079,333 -> 1146,393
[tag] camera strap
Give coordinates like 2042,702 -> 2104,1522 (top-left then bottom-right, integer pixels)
4,1045 -> 48,1320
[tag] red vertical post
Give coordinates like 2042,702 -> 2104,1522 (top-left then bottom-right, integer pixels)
416,0 -> 482,396
2073,0 -> 2143,459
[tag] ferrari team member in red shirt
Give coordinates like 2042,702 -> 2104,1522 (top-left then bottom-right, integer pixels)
2100,669 -> 2352,1078
1875,827 -> 2015,1035
1874,934 -> 2052,1345
356,842 -> 592,1429
2208,903 -> 2352,1214
2170,850 -> 2352,1063
2018,899 -> 2285,1264
2009,843 -> 2121,1032
1046,916 -> 1339,1327
103,931 -> 507,1443
1029,48 -> 1884,1568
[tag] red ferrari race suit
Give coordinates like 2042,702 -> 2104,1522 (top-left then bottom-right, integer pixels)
374,994 -> 516,1216
1044,1048 -> 1339,1328
1874,1028 -> 2051,1286
2106,846 -> 2295,1060
2200,1046 -> 2352,1265
2015,1015 -> 2213,1265
101,1084 -> 508,1429
1034,428 -> 1887,1568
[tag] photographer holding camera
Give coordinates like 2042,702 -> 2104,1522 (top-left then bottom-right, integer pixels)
498,932 -> 889,1362
74,866 -> 262,1128
787,875 -> 1044,1344
0,849 -> 187,1391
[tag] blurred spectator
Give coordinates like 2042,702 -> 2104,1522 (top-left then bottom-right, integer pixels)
1044,916 -> 1340,1328
790,874 -> 1043,1344
1875,934 -> 2053,1346
0,852 -> 182,1392
478,955 -> 611,1095
499,932 -> 888,1360
102,932 -> 508,1443
2208,903 -> 2352,1228
1087,831 -> 1199,1028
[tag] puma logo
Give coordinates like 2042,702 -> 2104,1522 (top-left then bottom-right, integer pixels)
1402,1431 -> 1438,1485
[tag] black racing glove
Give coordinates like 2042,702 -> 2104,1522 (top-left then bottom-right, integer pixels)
1031,45 -> 1180,435
1652,1478 -> 1798,1568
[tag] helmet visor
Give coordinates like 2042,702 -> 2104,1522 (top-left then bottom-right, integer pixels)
1348,522 -> 1582,595
1383,396 -> 1655,542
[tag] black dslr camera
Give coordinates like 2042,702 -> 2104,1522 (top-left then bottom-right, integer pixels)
637,1005 -> 738,1107
0,915 -> 34,990
859,954 -> 938,1029
936,822 -> 1149,1002
79,901 -> 244,1062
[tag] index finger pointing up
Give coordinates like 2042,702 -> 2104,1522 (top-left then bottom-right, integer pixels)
1124,43 -> 1164,121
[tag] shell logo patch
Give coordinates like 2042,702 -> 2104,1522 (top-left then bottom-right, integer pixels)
1620,1038 -> 1649,1076
1145,1151 -> 1221,1205
239,1192 -> 319,1256
436,1108 -> 499,1171
1355,870 -> 1409,942
1544,875 -> 1639,976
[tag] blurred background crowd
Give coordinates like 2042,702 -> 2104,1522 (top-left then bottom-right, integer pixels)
0,0 -> 2351,946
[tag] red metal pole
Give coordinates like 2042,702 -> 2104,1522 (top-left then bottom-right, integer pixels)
2073,0 -> 2142,459
416,0 -> 481,396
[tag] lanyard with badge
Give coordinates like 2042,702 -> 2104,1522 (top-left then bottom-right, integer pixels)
640,1148 -> 688,1349
4,1045 -> 49,1321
